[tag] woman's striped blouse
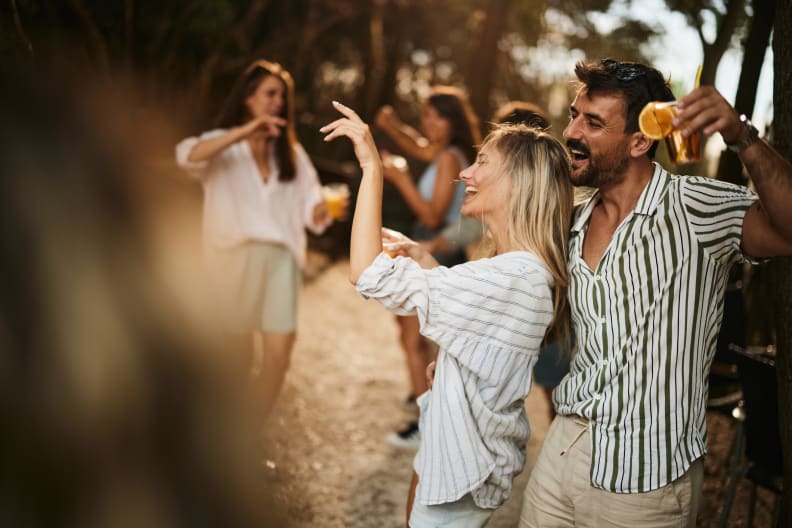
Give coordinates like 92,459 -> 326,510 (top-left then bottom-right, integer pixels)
357,251 -> 553,508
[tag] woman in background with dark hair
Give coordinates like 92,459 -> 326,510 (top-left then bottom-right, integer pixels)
375,86 -> 480,265
176,59 -> 336,422
373,86 -> 481,449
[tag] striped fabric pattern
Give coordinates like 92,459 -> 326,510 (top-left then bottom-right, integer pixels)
554,163 -> 756,493
357,251 -> 554,508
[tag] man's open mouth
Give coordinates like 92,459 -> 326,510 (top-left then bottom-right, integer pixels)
570,149 -> 589,162
567,140 -> 590,162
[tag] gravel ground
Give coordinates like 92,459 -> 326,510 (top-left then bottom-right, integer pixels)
260,257 -> 776,527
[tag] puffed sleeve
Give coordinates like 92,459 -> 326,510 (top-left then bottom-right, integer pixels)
356,253 -> 554,355
356,253 -> 434,319
174,129 -> 227,179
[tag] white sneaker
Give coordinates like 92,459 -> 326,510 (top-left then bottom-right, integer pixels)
386,420 -> 420,450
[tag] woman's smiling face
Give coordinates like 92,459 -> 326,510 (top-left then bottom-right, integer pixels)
420,104 -> 452,145
245,74 -> 286,119
459,143 -> 511,223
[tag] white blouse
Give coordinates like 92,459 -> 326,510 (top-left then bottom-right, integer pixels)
175,129 -> 329,267
357,251 -> 554,509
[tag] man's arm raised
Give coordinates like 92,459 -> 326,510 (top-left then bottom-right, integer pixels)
676,86 -> 792,258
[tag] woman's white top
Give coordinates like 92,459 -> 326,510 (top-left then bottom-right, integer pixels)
175,129 -> 329,267
356,251 -> 553,509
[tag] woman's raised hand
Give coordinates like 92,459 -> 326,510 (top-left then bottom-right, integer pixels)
242,113 -> 287,138
382,227 -> 418,258
374,105 -> 398,131
321,101 -> 382,172
382,227 -> 439,269
382,163 -> 410,187
327,102 -> 384,284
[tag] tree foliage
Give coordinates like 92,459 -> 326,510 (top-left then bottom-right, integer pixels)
2,1 -> 658,144
663,0 -> 750,86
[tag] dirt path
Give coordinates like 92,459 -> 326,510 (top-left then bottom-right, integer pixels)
261,257 -> 775,527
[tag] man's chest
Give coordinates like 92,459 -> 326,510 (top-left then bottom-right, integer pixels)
581,217 -> 619,271
570,208 -> 693,304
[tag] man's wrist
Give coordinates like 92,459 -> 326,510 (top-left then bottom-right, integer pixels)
726,114 -> 760,153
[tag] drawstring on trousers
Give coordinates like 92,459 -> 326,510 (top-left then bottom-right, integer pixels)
559,418 -> 589,456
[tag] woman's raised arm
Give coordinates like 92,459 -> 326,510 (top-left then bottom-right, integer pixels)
374,105 -> 440,162
187,114 -> 286,162
321,101 -> 384,284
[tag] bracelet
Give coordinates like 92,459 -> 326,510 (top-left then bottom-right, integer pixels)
726,114 -> 759,153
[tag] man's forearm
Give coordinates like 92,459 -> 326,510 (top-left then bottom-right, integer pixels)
742,139 -> 792,241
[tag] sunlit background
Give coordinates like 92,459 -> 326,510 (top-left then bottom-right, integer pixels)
2,0 -> 770,170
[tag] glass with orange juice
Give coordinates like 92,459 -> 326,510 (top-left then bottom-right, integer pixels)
382,227 -> 406,258
321,182 -> 350,220
382,243 -> 399,258
383,152 -> 408,171
639,101 -> 701,164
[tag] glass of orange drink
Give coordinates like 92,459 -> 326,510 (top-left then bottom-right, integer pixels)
382,243 -> 399,258
639,101 -> 701,164
321,182 -> 350,220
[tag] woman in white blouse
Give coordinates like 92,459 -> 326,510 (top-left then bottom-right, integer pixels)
175,60 -> 334,421
322,102 -> 573,527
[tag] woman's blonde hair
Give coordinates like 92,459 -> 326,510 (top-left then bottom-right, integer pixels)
482,124 -> 574,349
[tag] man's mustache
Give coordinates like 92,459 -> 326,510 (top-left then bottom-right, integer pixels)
566,139 -> 590,157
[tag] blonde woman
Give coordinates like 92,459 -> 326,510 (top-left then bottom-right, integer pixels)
322,102 -> 573,527
375,87 -> 481,447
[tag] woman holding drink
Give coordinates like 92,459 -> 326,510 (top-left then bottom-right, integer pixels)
374,87 -> 481,447
175,59 -> 341,422
375,87 -> 479,263
322,101 -> 573,527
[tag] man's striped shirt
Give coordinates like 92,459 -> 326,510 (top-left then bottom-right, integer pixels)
357,251 -> 553,508
554,163 -> 756,492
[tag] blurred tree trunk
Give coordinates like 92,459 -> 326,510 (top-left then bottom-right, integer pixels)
698,0 -> 746,87
362,0 -> 411,120
291,0 -> 352,112
65,0 -> 110,73
124,0 -> 134,71
196,0 -> 271,113
467,0 -> 512,124
8,0 -> 34,59
666,0 -> 748,86
362,0 -> 387,120
773,0 -> 792,523
716,0 -> 774,185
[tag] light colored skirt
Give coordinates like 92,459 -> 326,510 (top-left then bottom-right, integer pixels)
207,241 -> 300,334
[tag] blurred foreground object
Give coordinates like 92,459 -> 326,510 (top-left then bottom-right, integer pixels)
0,68 -> 279,527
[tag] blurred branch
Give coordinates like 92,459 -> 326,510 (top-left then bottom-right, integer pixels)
10,0 -> 33,58
363,0 -> 388,119
366,0 -> 411,115
716,0 -> 774,185
196,0 -> 272,111
468,0 -> 512,123
292,0 -> 353,86
699,0 -> 746,86
65,0 -> 110,73
124,0 -> 134,69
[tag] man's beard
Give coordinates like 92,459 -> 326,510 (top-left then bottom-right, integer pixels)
567,139 -> 629,189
